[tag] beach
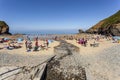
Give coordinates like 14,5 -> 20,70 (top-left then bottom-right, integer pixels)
0,38 -> 59,67
0,34 -> 120,80
66,38 -> 120,80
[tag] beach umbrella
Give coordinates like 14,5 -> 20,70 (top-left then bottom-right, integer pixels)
113,36 -> 120,40
17,38 -> 24,43
48,40 -> 54,44
4,38 -> 9,41
17,38 -> 24,41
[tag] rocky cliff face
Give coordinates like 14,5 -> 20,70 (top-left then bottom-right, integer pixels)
0,21 -> 11,35
86,10 -> 120,36
98,23 -> 120,36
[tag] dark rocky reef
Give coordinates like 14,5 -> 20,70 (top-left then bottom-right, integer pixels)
86,10 -> 120,36
0,21 -> 11,35
46,41 -> 86,80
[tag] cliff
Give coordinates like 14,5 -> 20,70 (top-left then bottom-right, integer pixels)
86,10 -> 120,36
0,21 -> 11,35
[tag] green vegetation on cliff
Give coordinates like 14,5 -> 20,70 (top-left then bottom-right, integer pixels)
0,21 -> 8,27
0,21 -> 11,34
86,10 -> 120,35
101,10 -> 120,28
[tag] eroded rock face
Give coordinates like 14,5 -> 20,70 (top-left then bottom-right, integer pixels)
110,24 -> 120,36
0,21 -> 11,35
46,41 -> 86,80
98,23 -> 120,36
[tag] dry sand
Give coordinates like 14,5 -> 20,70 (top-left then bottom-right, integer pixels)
0,40 -> 59,67
66,39 -> 120,80
0,36 -> 120,80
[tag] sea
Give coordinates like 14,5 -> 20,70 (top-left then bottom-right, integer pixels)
10,29 -> 78,39
10,29 -> 78,35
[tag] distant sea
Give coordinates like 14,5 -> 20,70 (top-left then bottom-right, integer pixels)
10,29 -> 78,35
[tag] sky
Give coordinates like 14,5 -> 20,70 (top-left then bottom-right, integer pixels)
0,0 -> 120,32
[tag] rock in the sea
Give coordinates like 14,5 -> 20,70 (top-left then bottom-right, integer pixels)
0,21 -> 11,35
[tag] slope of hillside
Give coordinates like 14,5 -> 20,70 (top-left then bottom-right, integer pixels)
86,10 -> 120,36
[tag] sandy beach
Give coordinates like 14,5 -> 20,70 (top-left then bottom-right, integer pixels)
66,38 -> 120,80
0,34 -> 120,80
0,39 -> 60,67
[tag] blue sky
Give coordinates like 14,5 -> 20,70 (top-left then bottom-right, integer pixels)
0,0 -> 120,32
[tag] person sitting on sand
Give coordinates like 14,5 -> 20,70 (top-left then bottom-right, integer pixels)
7,43 -> 14,50
13,42 -> 22,49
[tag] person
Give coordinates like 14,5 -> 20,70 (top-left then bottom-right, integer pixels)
46,39 -> 49,48
35,37 -> 38,41
34,40 -> 39,51
25,40 -> 28,50
7,43 -> 14,50
27,40 -> 32,52
84,39 -> 87,47
44,39 -> 49,50
35,40 -> 38,47
55,36 -> 57,40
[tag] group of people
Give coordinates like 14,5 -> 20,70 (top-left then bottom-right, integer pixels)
7,41 -> 22,50
0,38 -> 23,50
76,35 -> 104,47
25,37 -> 49,52
77,38 -> 88,47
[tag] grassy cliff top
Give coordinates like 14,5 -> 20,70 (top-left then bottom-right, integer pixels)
0,21 -> 8,27
87,10 -> 120,31
101,10 -> 120,28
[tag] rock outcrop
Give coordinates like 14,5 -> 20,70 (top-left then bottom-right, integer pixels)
78,29 -> 84,33
0,21 -> 11,35
98,23 -> 120,36
86,10 -> 120,36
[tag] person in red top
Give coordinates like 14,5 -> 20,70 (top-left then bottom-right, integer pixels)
34,38 -> 39,51
35,40 -> 38,47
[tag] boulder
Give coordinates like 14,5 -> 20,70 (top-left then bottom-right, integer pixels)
0,21 -> 11,35
78,29 -> 84,33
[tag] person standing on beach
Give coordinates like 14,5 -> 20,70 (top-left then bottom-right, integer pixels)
44,39 -> 49,50
27,40 -> 32,51
25,40 -> 28,50
34,39 -> 39,51
46,39 -> 49,48
35,37 -> 39,47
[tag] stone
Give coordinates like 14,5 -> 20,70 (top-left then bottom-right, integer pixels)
0,21 -> 11,35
